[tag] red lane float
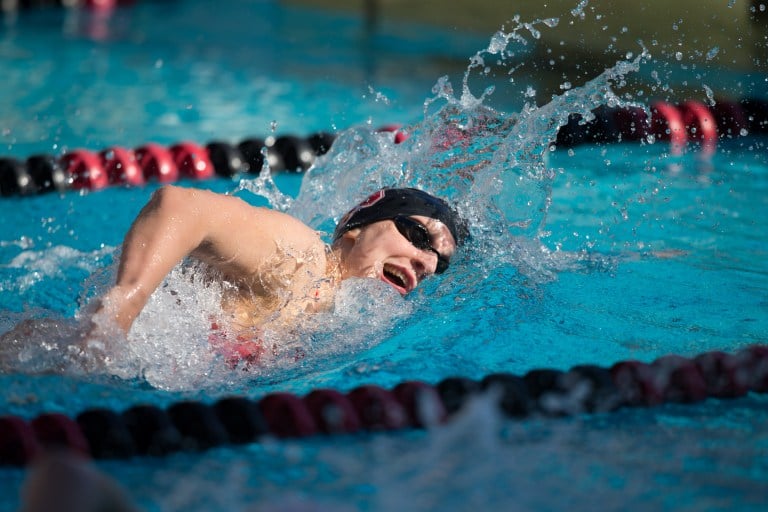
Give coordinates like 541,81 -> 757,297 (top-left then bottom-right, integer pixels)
693,351 -> 750,398
392,380 -> 446,427
135,143 -> 178,183
30,413 -> 90,458
610,360 -> 665,407
304,389 -> 362,434
651,354 -> 709,404
100,147 -> 144,186
61,149 -> 108,190
680,100 -> 718,154
259,392 -> 318,438
170,141 -> 215,180
84,0 -> 137,10
650,101 -> 688,154
85,0 -> 118,9
348,385 -> 408,431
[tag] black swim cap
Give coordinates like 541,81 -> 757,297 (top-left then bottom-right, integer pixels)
332,188 -> 469,245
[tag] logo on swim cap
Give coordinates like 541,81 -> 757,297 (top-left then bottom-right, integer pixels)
358,189 -> 386,208
336,189 -> 387,229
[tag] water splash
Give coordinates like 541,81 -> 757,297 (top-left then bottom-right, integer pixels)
235,146 -> 294,212
1,245 -> 113,293
571,0 -> 590,19
268,19 -> 648,279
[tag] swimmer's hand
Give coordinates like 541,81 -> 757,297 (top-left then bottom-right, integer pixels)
72,296 -> 130,372
0,320 -> 39,371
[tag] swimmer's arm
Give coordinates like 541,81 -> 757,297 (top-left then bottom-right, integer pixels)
99,185 -> 322,333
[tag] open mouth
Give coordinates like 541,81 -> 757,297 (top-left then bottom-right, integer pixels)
382,264 -> 410,293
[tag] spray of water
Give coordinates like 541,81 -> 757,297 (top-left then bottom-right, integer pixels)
266,18 -> 648,279
2,16 -> 650,391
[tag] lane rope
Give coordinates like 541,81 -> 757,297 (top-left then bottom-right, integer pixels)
2,344 -> 767,466
2,98 -> 767,198
0,133 -> 336,197
554,97 -> 767,149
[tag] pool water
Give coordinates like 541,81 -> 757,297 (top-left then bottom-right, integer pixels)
0,0 -> 491,157
2,1 -> 768,511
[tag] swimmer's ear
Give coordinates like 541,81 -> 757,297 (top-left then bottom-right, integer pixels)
341,227 -> 362,242
331,227 -> 362,250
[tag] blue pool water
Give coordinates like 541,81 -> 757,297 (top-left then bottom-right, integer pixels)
2,1 -> 768,511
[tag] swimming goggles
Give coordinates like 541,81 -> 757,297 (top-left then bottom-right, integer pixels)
392,215 -> 450,274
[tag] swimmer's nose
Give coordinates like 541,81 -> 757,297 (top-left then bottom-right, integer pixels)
411,250 -> 437,280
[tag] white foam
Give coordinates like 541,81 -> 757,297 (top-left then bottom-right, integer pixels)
3,245 -> 113,292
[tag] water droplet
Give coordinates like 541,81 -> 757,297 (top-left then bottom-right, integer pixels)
570,0 -> 588,18
703,84 -> 715,105
487,31 -> 508,54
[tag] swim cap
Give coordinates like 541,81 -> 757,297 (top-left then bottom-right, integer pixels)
332,188 -> 469,245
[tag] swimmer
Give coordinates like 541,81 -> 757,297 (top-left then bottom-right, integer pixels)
91,185 -> 468,341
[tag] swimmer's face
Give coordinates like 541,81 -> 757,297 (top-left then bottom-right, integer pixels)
338,215 -> 457,295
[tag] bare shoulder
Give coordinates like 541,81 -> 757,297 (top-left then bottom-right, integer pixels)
155,184 -> 320,244
155,186 -> 328,283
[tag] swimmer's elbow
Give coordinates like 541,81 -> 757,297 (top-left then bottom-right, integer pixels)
148,185 -> 194,214
144,185 -> 210,234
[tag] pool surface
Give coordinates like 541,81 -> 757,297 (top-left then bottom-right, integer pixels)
1,1 -> 768,511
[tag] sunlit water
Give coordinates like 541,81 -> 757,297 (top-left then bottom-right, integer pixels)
1,1 -> 767,511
